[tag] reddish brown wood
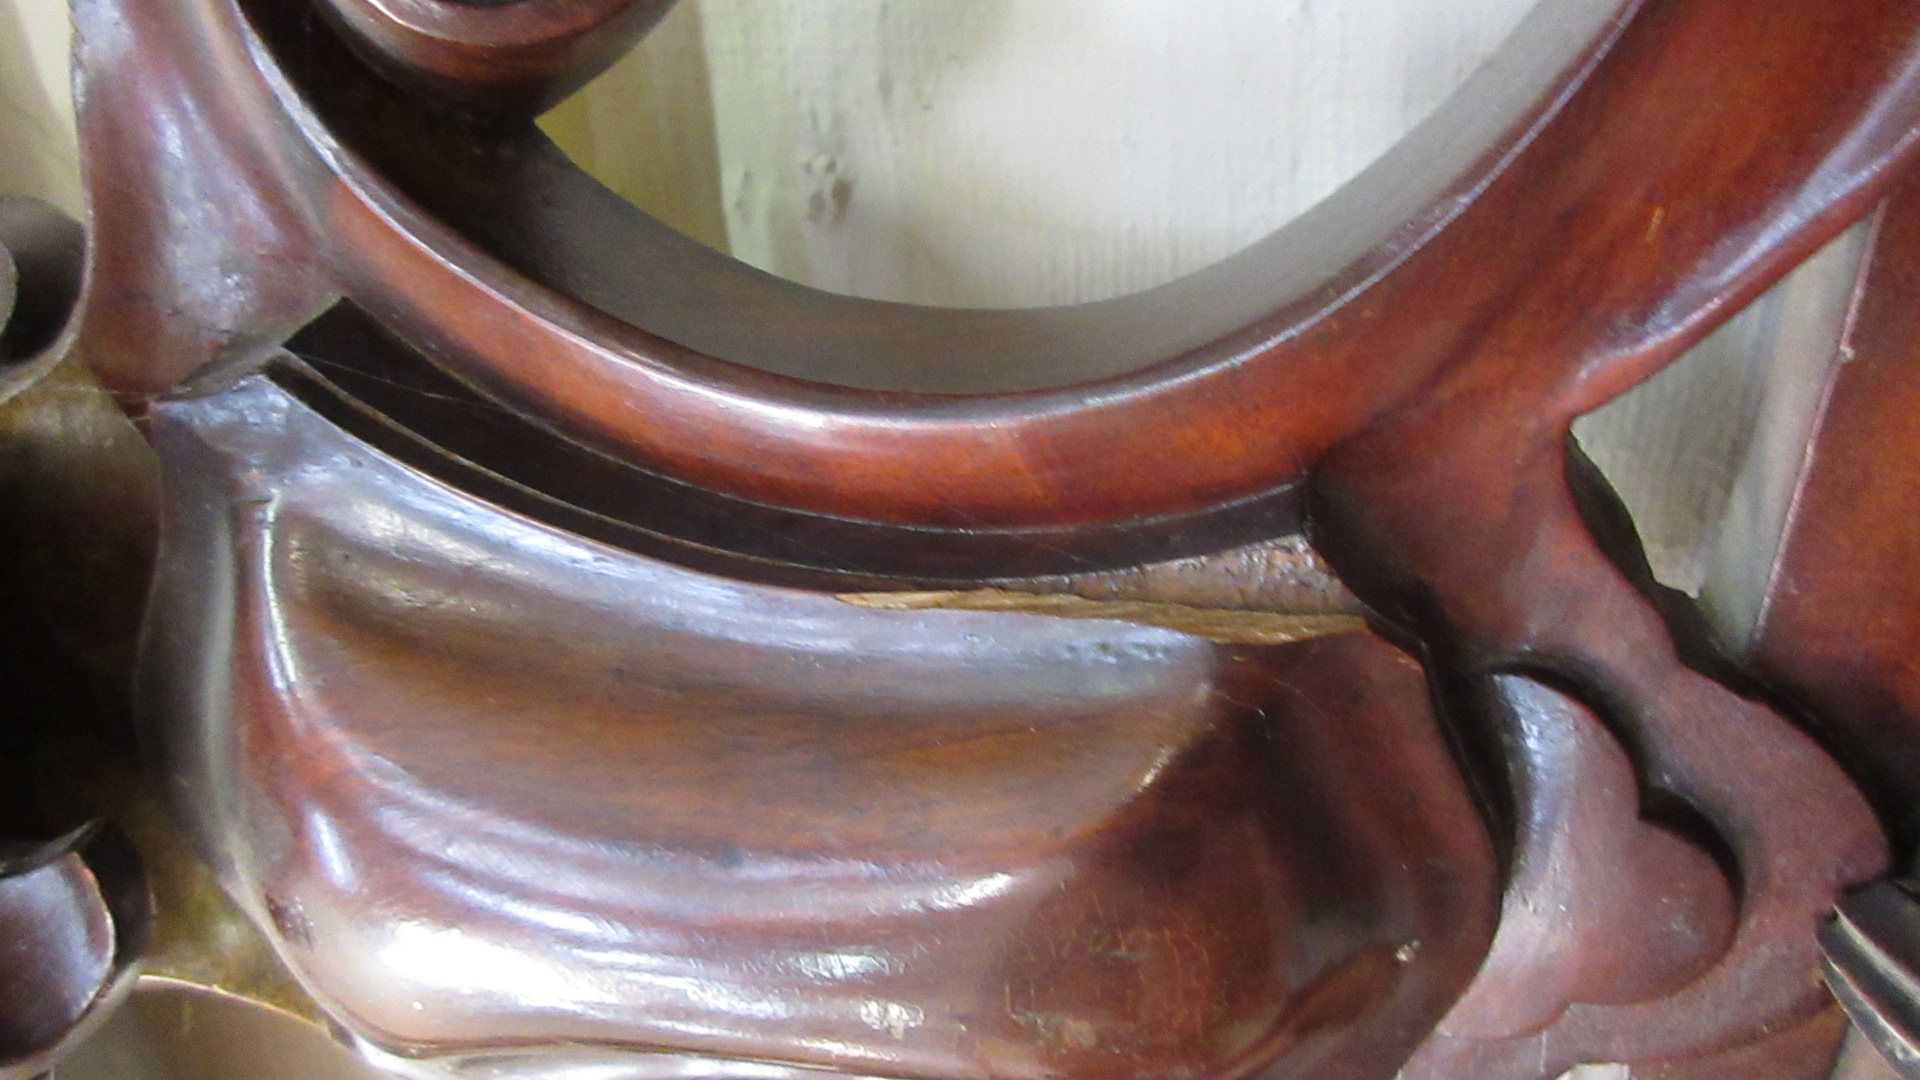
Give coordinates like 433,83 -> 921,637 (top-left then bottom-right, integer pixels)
0,847 -> 117,1070
141,378 -> 1496,1079
1735,151 -> 1920,1080
318,0 -> 679,117
1415,677 -> 1735,1041
1749,164 -> 1920,858
77,0 -> 1920,565
59,0 -> 1920,1076
1638,1007 -> 1852,1080
312,0 -> 1917,537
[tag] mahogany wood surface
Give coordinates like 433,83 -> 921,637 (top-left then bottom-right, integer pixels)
44,0 -> 1920,1077
1749,164 -> 1920,860
75,0 -> 1920,571
0,839 -> 132,1077
317,0 -> 680,117
1637,1008 -> 1854,1080
142,377 -> 1496,1079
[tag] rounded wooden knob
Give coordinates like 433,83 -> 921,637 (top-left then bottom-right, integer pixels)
318,0 -> 680,118
0,828 -> 149,1077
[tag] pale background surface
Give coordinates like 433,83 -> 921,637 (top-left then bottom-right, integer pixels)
0,3 -> 1882,1078
678,0 -> 1531,306
0,0 -> 78,215
544,1 -> 1541,306
547,0 -> 1536,306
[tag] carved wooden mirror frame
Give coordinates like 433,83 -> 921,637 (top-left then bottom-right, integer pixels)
7,0 -> 1920,1077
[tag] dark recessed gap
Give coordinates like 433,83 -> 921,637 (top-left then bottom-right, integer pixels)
1301,478 -> 1520,869
1425,636 -> 1522,875
273,302 -> 1306,585
0,200 -> 84,365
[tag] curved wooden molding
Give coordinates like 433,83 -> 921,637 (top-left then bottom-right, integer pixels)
1316,376 -> 1884,1078
141,376 -> 1496,1079
1433,675 -> 1735,1043
318,0 -> 679,117
0,829 -> 150,1079
67,0 -> 1920,1076
75,0 -> 1920,554
1751,150 -> 1920,860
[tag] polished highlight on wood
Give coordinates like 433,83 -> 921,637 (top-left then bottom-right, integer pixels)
0,0 -> 1909,1077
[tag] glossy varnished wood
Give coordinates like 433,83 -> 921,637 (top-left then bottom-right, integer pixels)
0,831 -> 148,1079
61,0 -> 1920,1076
1742,148 -> 1920,1080
318,0 -> 679,117
1750,166 -> 1920,855
142,377 -> 1496,1079
75,0 -> 1920,569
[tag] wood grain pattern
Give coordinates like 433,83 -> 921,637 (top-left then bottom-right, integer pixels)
58,0 -> 1920,1076
141,376 -> 1496,1079
78,0 -> 1920,570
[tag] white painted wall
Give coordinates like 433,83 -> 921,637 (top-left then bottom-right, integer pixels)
0,0 -> 78,214
565,0 -> 1535,307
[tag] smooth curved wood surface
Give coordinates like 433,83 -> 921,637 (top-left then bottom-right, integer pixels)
1426,677 -> 1735,1042
318,0 -> 679,117
142,376 -> 1496,1080
1313,344 -> 1883,1075
1739,140 -> 1920,1080
0,844 -> 112,1073
1749,161 -> 1920,858
76,0 -> 1920,567
61,0 -> 1920,1077
0,829 -> 150,1080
